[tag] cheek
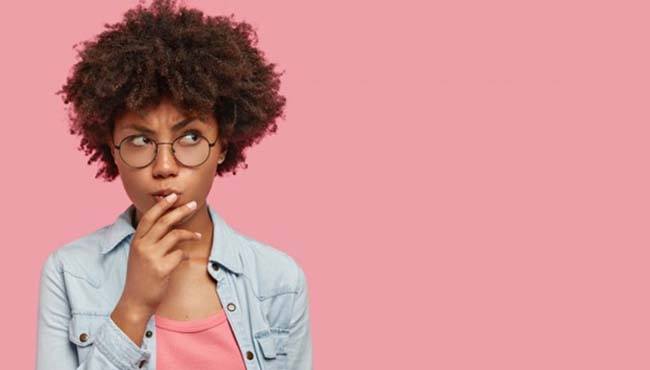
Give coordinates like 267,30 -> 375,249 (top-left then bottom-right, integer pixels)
197,150 -> 220,174
119,175 -> 141,200
116,169 -> 150,202
112,149 -> 127,173
188,166 -> 218,195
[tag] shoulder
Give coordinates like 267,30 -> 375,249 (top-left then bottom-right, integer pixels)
41,225 -> 112,288
231,230 -> 307,298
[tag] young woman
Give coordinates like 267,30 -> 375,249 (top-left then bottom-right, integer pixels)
36,1 -> 312,369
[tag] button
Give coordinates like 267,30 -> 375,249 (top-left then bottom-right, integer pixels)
211,261 -> 219,270
138,359 -> 146,368
79,333 -> 88,342
227,303 -> 236,312
246,351 -> 254,360
145,330 -> 152,338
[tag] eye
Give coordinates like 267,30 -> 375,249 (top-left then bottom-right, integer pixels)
128,135 -> 151,147
178,130 -> 202,145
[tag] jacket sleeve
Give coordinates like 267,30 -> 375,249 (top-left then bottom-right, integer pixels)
286,264 -> 313,370
36,250 -> 152,370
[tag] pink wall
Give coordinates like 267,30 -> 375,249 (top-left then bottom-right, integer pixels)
2,0 -> 649,368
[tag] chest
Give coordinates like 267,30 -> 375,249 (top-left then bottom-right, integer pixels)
154,259 -> 224,321
63,252 -> 294,370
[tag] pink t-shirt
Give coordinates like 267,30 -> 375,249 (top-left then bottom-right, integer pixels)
154,310 -> 247,370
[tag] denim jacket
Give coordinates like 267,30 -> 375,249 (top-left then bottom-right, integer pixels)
36,203 -> 312,370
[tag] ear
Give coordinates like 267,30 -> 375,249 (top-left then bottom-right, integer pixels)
214,144 -> 226,163
106,136 -> 117,160
218,138 -> 228,157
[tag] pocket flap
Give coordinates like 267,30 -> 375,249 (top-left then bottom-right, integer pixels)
257,335 -> 278,359
254,329 -> 278,359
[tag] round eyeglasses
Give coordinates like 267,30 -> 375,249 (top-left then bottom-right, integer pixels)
112,131 -> 219,168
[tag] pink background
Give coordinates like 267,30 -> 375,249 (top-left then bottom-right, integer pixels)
1,0 -> 648,368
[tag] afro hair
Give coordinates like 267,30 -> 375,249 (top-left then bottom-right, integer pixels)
56,0 -> 286,180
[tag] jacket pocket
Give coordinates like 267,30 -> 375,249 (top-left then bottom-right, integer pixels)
254,328 -> 288,369
68,313 -> 109,363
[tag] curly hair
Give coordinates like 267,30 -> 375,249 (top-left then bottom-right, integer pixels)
56,0 -> 286,181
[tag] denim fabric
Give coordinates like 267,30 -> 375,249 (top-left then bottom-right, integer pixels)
36,203 -> 312,370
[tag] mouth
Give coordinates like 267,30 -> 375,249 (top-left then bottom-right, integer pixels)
151,190 -> 181,202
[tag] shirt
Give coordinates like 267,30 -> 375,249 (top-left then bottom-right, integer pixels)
36,203 -> 313,370
155,311 -> 246,370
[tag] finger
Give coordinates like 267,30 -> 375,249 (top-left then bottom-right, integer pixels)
134,193 -> 180,240
155,229 -> 201,257
142,200 -> 199,243
161,248 -> 191,272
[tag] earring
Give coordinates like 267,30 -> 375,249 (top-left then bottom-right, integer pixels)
217,150 -> 227,164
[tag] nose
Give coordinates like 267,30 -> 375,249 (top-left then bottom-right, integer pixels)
151,143 -> 179,178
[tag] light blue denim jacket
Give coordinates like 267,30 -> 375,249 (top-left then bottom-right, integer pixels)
36,203 -> 312,370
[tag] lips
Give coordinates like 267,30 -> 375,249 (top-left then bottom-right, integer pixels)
151,189 -> 181,202
152,189 -> 180,195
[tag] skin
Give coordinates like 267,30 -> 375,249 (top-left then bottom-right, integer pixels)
109,96 -> 227,324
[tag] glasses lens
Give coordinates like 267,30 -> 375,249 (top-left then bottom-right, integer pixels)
120,136 -> 156,167
173,133 -> 210,166
118,133 -> 210,168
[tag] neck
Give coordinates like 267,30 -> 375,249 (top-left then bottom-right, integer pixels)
132,202 -> 213,260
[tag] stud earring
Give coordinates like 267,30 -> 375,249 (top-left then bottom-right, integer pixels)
217,150 -> 227,164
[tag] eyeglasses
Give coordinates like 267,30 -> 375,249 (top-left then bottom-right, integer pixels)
112,131 -> 219,168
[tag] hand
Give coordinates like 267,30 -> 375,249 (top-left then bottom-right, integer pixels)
117,193 -> 201,318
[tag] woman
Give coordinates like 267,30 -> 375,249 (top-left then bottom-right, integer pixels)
36,1 -> 312,369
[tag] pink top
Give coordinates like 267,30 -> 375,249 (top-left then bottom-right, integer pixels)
154,310 -> 246,370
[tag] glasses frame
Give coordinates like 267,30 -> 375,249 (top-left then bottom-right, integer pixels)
112,132 -> 219,169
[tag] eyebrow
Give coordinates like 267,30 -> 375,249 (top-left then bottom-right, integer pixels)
121,117 -> 201,134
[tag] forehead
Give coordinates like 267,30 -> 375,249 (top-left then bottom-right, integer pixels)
115,99 -> 214,130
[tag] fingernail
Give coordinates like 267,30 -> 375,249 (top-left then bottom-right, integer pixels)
165,193 -> 177,203
195,232 -> 202,238
186,201 -> 197,209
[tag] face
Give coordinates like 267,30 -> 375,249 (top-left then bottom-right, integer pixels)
110,97 -> 226,225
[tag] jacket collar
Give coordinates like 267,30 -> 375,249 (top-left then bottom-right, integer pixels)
100,203 -> 243,274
